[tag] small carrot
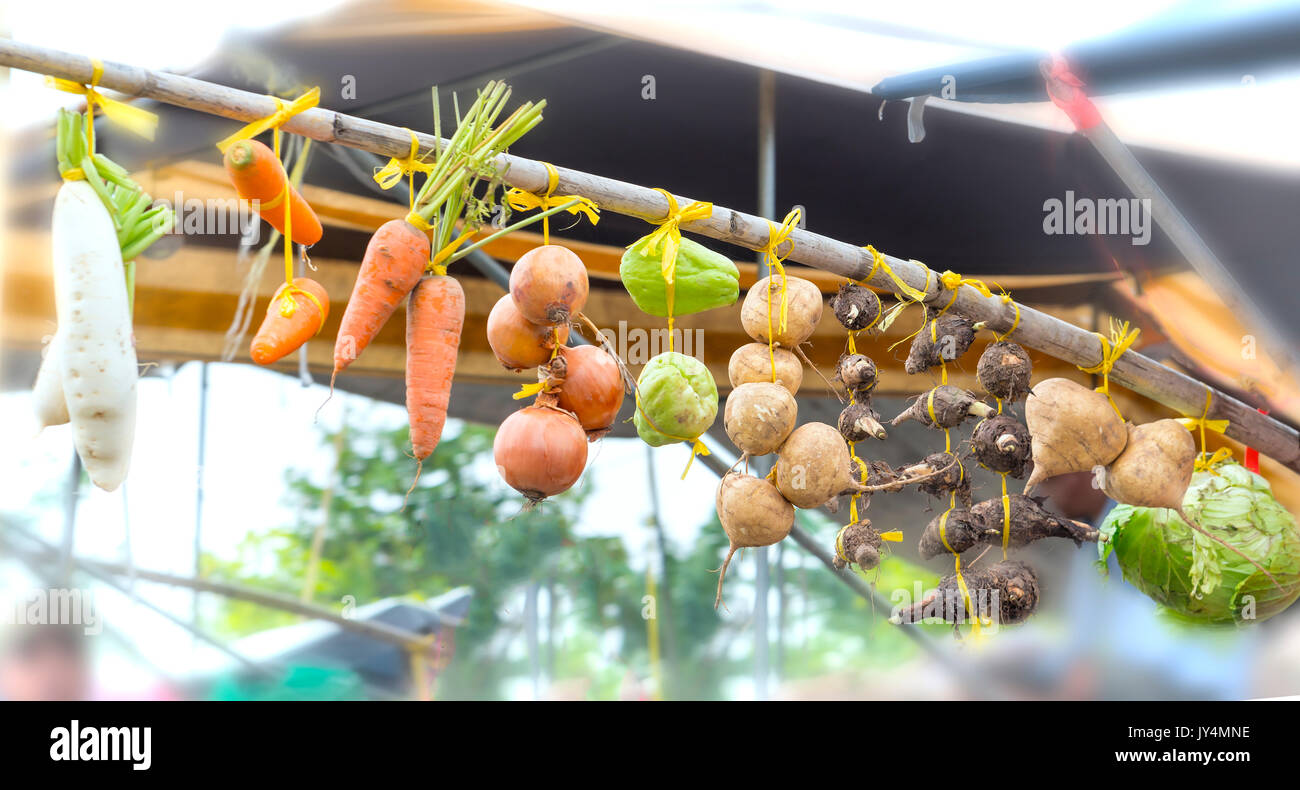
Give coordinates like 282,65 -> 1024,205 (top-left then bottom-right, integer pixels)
333,218 -> 430,378
406,274 -> 465,485
250,277 -> 329,365
223,140 -> 323,246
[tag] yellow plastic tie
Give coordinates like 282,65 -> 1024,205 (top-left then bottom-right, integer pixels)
216,87 -> 320,153
888,267 -> 937,353
1000,474 -> 1011,561
634,389 -> 710,479
879,531 -> 903,542
47,58 -> 159,147
993,289 -> 1021,342
632,189 -> 711,353
863,245 -> 927,302
373,128 -> 434,213
1177,386 -> 1232,473
513,382 -> 546,401
834,526 -> 850,564
504,162 -> 600,245
1077,318 -> 1140,419
937,508 -> 983,637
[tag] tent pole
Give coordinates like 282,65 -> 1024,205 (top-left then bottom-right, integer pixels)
2,39 -> 1296,471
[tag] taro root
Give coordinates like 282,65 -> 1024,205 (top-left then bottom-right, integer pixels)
728,342 -> 802,395
891,386 -> 993,430
838,401 -> 887,442
970,415 -> 1032,478
740,275 -> 824,347
904,451 -> 971,508
893,560 -> 1040,626
829,282 -> 881,331
715,472 -> 795,608
846,457 -> 899,511
835,354 -> 878,395
723,382 -> 798,457
1023,377 -> 1128,493
977,341 -> 1032,403
832,520 -> 885,572
904,313 -> 975,374
918,494 -> 1099,559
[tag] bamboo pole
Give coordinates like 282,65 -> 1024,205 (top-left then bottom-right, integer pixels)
3,39 -> 1296,472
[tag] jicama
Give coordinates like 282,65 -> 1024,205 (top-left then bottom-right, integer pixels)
727,343 -> 801,394
1023,377 -> 1128,493
714,472 -> 794,608
740,275 -> 823,347
723,381 -> 797,457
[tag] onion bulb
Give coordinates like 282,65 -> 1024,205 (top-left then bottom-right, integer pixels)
509,245 -> 590,325
556,345 -> 625,438
487,294 -> 569,371
494,403 -> 588,506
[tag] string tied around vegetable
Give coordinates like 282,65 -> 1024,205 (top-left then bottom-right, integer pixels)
1177,385 -> 1233,474
372,128 -> 434,211
936,505 -> 985,639
834,524 -> 901,566
628,188 -> 712,351
46,58 -> 159,160
504,161 -> 600,245
1077,318 -> 1140,419
633,389 -> 711,480
215,88 -> 323,332
759,207 -> 803,380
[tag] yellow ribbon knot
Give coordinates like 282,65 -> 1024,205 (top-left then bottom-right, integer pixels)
373,128 -> 433,192
938,270 -> 995,299
634,188 -> 712,286
46,59 -> 159,145
1177,387 -> 1233,473
760,208 -> 802,334
1077,318 -> 1140,419
216,87 -> 320,153
504,162 -> 600,245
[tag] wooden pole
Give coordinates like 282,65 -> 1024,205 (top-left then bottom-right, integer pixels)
3,40 -> 1296,471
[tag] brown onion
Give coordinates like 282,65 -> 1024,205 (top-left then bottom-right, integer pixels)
487,294 -> 569,371
509,245 -> 590,325
556,345 -> 625,437
494,404 -> 588,506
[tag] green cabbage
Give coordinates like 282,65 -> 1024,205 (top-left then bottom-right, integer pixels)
620,237 -> 739,317
634,352 -> 718,446
1099,460 -> 1300,625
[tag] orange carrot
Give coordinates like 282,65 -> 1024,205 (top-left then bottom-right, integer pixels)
250,277 -> 330,365
334,218 -> 430,377
406,274 -> 465,464
223,140 -> 323,246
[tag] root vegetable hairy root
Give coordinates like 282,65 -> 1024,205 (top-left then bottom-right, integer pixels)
893,560 -> 1040,626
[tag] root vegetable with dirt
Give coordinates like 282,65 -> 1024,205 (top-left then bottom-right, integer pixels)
970,415 -> 1033,478
903,451 -> 972,508
917,494 -> 1100,559
890,386 -> 993,430
835,353 -> 878,396
977,341 -> 1032,403
838,401 -> 887,442
892,560 -> 1040,626
728,342 -> 802,394
904,313 -> 975,375
829,282 -> 881,331
831,519 -> 888,572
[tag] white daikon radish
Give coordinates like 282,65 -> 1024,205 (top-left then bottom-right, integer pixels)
51,180 -> 137,491
33,331 -> 70,429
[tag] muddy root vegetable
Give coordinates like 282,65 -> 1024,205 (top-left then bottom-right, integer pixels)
835,354 -> 877,395
1023,377 -> 1128,493
715,472 -> 794,608
555,345 -> 624,438
831,520 -> 886,572
977,341 -> 1032,403
740,275 -> 823,347
970,415 -> 1032,478
494,403 -> 589,507
905,313 -> 975,375
893,560 -> 1040,626
904,451 -> 972,507
916,508 -> 981,559
723,382 -> 797,456
775,422 -> 860,509
486,294 -> 569,371
971,494 -> 1100,549
728,342 -> 802,394
846,458 -> 899,511
891,386 -> 993,430
509,245 -> 589,325
1099,420 -> 1195,512
838,402 -> 887,442
829,282 -> 881,331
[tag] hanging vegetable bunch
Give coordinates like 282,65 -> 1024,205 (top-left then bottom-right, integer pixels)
35,108 -> 173,491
